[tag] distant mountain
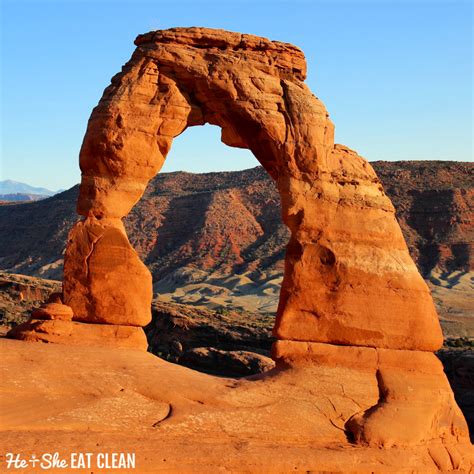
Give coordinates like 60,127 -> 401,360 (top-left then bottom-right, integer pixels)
0,180 -> 56,198
0,193 -> 52,202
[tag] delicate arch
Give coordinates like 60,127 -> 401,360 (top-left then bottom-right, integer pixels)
62,27 -> 442,351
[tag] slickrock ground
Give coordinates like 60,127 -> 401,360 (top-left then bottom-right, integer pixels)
1,272 -> 472,438
1,338 -> 473,472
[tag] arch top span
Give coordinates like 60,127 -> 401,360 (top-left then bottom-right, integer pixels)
134,27 -> 308,81
78,27 -> 335,219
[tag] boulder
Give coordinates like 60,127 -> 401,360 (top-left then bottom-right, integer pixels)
31,303 -> 73,321
179,347 -> 275,376
63,218 -> 152,326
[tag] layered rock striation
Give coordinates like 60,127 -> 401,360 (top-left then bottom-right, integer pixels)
75,28 -> 442,349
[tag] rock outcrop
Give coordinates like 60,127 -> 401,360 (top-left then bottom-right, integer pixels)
179,347 -> 275,376
146,300 -> 274,360
8,27 -> 471,456
0,272 -> 61,334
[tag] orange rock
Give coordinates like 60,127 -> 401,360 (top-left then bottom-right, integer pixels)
63,217 -> 152,326
31,302 -> 73,321
346,348 -> 469,448
7,319 -> 148,351
61,27 -> 442,351
274,341 -> 469,447
2,339 -> 472,471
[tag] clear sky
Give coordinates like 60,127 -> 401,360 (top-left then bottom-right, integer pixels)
1,0 -> 472,190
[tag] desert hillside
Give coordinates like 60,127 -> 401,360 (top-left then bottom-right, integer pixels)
0,161 -> 471,279
0,161 -> 472,330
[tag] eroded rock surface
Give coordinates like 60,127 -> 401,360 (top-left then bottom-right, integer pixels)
2,272 -> 473,441
2,339 -> 473,472
64,218 -> 152,326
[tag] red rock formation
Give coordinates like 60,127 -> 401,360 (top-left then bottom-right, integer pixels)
63,218 -> 151,326
31,302 -> 73,321
9,27 -> 470,451
7,318 -> 147,350
69,28 -> 443,348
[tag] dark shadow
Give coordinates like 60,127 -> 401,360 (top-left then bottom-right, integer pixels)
437,349 -> 474,441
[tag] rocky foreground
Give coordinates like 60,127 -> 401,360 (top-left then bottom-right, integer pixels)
1,272 -> 472,440
4,268 -> 470,471
5,337 -> 473,472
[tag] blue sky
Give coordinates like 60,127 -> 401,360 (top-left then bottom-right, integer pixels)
1,0 -> 472,190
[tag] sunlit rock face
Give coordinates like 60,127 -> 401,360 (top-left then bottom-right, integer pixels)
70,27 -> 442,350
9,27 -> 470,452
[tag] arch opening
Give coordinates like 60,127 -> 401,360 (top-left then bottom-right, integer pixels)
62,26 -> 443,355
124,123 -> 287,376
161,123 -> 259,174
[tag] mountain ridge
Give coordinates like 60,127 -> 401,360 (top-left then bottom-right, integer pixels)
0,179 -> 57,196
0,161 -> 471,282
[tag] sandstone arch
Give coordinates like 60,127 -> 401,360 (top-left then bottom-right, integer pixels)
68,27 -> 442,350
11,28 -> 470,449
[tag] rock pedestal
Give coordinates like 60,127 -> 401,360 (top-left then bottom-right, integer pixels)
8,300 -> 148,350
8,27 -> 470,451
273,341 -> 468,447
